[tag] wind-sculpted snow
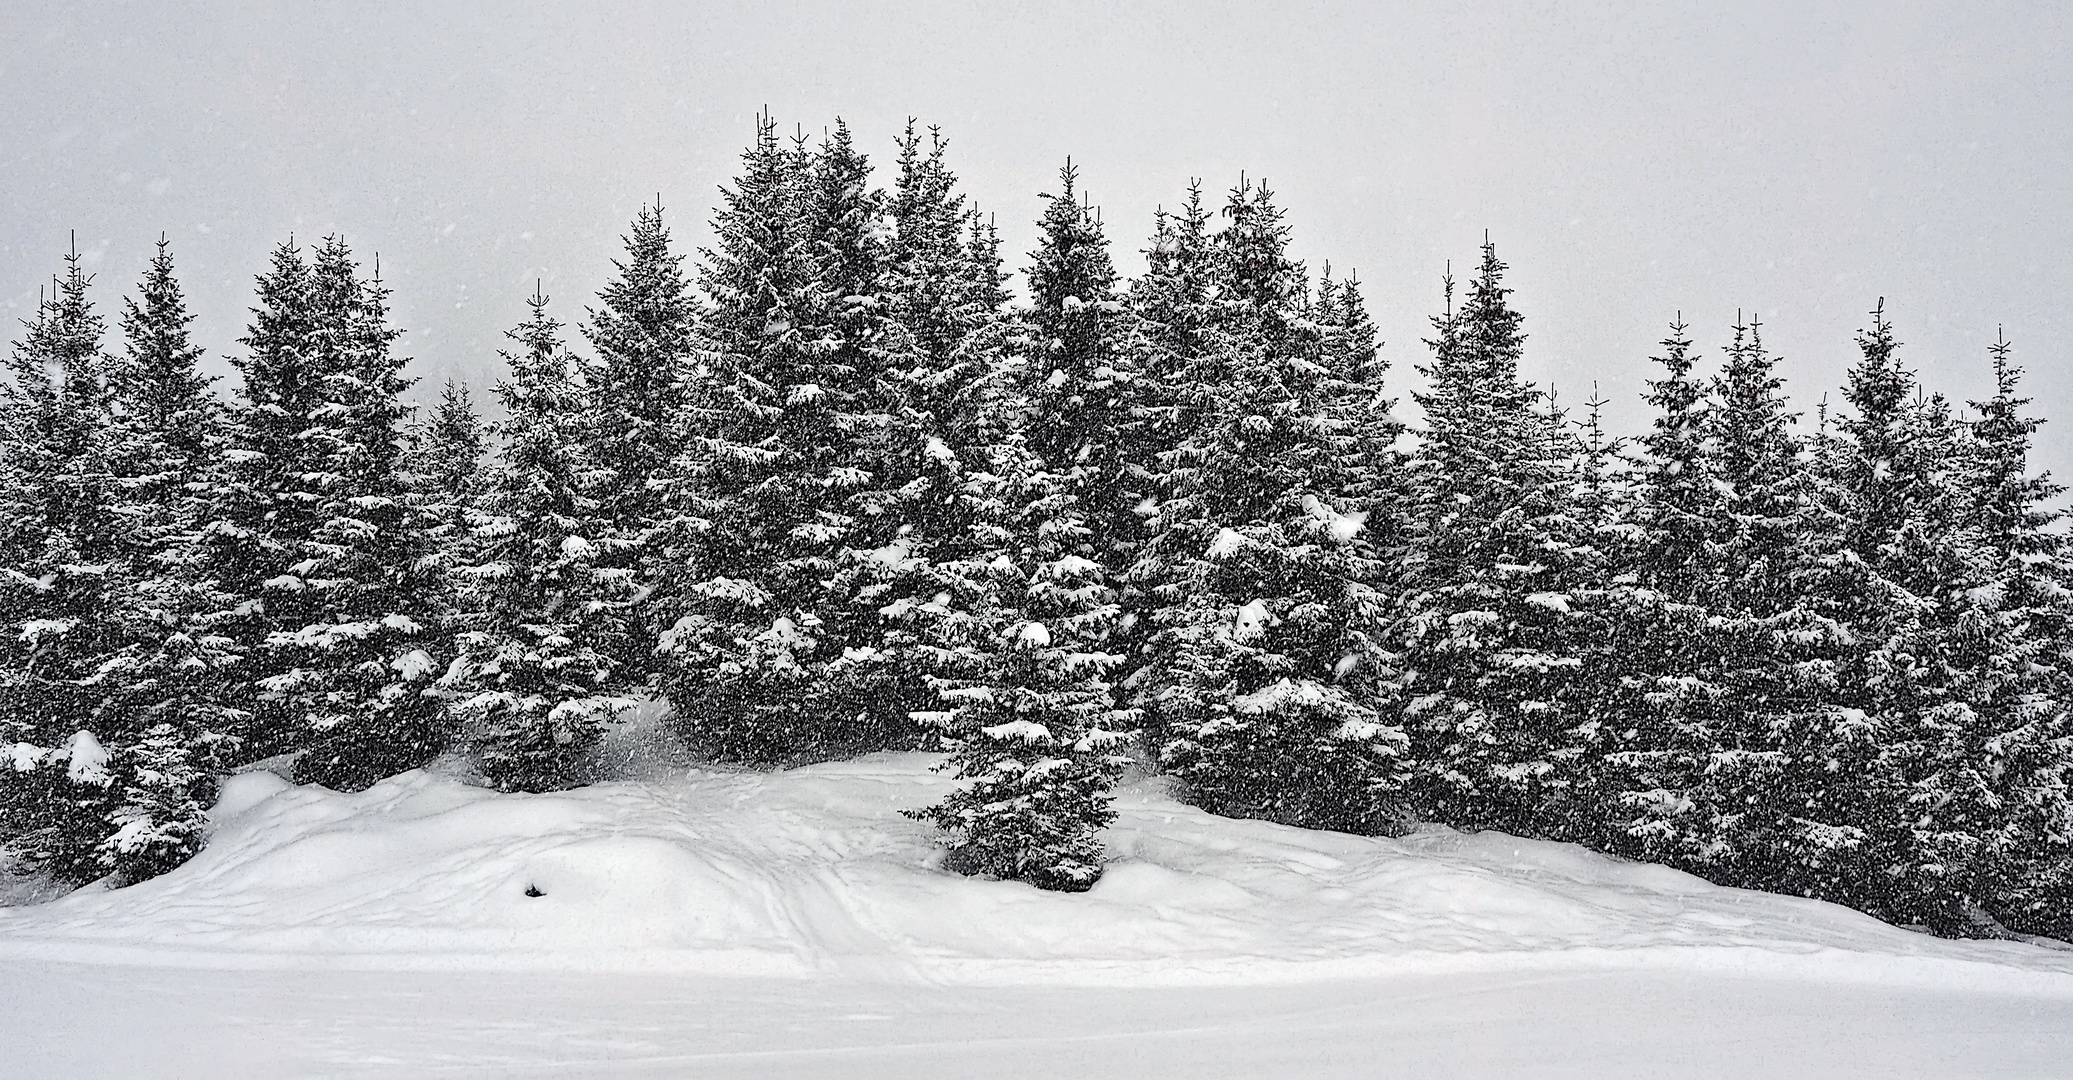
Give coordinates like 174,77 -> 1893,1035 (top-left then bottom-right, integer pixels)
5,752 -> 2073,991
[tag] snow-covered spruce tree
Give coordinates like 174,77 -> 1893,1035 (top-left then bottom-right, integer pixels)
908,435 -> 1136,891
111,237 -> 225,508
790,119 -> 949,746
1020,161 -> 1148,567
403,377 -> 485,561
1311,266 -> 1413,599
655,118 -> 810,762
91,724 -> 212,884
193,240 -> 317,760
1779,303 -> 1971,922
288,239 -> 449,788
658,118 -> 914,762
0,243 -> 223,889
1797,310 -> 2073,934
1136,181 -> 1409,833
449,290 -> 636,792
583,199 -> 697,530
833,122 -> 1020,747
1629,318 -> 1712,596
0,249 -> 130,885
1945,331 -> 2073,937
1126,182 -> 1217,508
1587,320 -> 1734,867
398,377 -> 486,679
1552,384 -> 1670,849
1599,318 -> 1846,882
201,237 -> 445,790
1388,240 -> 1594,837
581,199 -> 697,684
883,121 -> 1014,448
90,238 -> 245,880
1121,183 -> 1218,690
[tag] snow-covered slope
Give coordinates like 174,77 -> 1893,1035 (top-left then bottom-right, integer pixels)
5,751 -> 2071,992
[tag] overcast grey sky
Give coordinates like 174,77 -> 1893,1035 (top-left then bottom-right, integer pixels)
6,2 -> 2070,467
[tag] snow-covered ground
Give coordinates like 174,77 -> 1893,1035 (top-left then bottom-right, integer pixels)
6,747 -> 2073,1077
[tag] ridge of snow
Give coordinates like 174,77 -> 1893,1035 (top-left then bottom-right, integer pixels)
2,753 -> 2070,993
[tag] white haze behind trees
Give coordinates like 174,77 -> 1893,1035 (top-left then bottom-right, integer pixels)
4,2 -> 2072,470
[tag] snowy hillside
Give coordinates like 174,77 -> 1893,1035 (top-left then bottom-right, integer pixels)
9,750 -> 2073,1077
7,751 -> 2071,989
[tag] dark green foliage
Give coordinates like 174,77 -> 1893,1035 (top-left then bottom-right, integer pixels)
1134,182 -> 1410,834
658,117 -> 921,762
450,292 -> 635,792
96,239 -> 242,878
1,243 -> 230,886
582,201 -> 698,547
907,437 -> 1135,891
1390,242 -> 1594,835
405,378 -> 486,552
4,128 -> 2070,940
201,237 -> 445,791
1946,333 -> 2073,938
1021,161 -> 1143,546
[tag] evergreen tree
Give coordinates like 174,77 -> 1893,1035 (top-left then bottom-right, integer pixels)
199,239 -> 319,759
0,249 -> 128,885
1631,319 -> 1711,593
1021,161 -> 1144,562
0,243 -> 220,887
582,200 -> 698,553
1600,317 -> 1839,880
657,117 -> 811,761
404,378 -> 485,551
1947,331 -> 2073,936
1126,183 -> 1217,510
203,237 -> 444,790
1136,186 -> 1408,833
94,238 -> 242,880
884,121 -> 1013,447
1694,317 -> 1852,890
451,291 -> 635,791
94,724 -> 212,882
833,122 -> 1019,767
1594,321 -> 1729,865
1390,241 -> 1593,835
659,117 -> 913,761
908,436 -> 1135,891
290,239 -> 447,788
1830,327 -> 2073,935
114,236 -> 221,485
400,377 -> 486,686
1793,303 -> 1957,919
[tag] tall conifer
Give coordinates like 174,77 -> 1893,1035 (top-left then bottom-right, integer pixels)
451,292 -> 635,791
1392,240 -> 1592,835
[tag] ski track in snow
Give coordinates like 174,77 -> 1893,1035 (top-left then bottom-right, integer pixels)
5,751 -> 2073,1077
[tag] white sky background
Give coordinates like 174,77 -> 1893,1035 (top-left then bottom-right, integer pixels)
5,1 -> 2070,469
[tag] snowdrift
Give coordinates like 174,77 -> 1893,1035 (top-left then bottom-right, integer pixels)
5,751 -> 2073,992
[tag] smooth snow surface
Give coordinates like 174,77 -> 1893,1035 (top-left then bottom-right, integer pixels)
5,752 -> 2073,1077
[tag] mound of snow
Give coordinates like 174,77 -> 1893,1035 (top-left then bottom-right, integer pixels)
3,753 -> 2072,990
